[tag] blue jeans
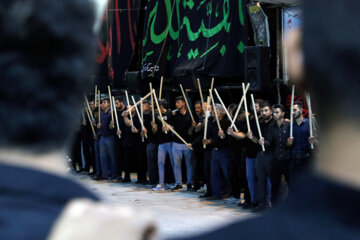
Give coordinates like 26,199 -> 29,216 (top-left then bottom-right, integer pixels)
211,149 -> 231,198
158,142 -> 173,185
94,140 -> 101,176
99,136 -> 117,178
172,142 -> 193,185
146,143 -> 159,185
246,157 -> 257,203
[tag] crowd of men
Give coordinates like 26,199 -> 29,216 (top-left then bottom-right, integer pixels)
72,92 -> 318,212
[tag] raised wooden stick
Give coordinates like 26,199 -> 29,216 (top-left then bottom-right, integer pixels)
95,85 -> 98,107
251,94 -> 265,152
84,95 -> 95,122
197,78 -> 205,112
203,96 -> 211,149
125,90 -> 134,126
140,100 -> 145,142
163,121 -> 193,150
108,86 -> 114,122
153,90 -> 167,134
305,92 -> 314,149
179,84 -> 195,123
131,96 -> 147,140
290,85 -> 295,138
210,77 -> 215,93
213,88 -> 238,131
231,83 -> 250,128
242,82 -> 250,132
112,96 -> 121,139
98,90 -> 101,124
159,76 -> 164,100
150,83 -> 155,122
209,90 -> 221,131
85,105 -> 96,138
126,90 -> 153,113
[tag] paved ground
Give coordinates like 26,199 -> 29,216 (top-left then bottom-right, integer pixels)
70,172 -> 256,239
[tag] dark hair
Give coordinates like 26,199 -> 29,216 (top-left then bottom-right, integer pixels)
142,99 -> 150,105
159,99 -> 168,109
260,101 -> 272,110
0,0 -> 97,153
175,96 -> 185,102
194,101 -> 202,106
255,99 -> 264,105
115,97 -> 124,103
293,101 -> 303,110
304,0 -> 360,128
102,98 -> 110,103
272,104 -> 285,112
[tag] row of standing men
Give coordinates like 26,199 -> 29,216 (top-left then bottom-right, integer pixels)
71,95 -> 317,212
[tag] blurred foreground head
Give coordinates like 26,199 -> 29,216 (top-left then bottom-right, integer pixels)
0,0 -> 98,153
303,0 -> 360,129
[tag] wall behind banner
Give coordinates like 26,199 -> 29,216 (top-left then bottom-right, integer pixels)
94,0 -> 143,90
141,0 -> 248,81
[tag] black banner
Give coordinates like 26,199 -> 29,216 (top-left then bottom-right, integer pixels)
141,0 -> 248,79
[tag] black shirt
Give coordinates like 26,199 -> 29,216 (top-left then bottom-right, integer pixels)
254,117 -> 276,153
242,118 -> 259,159
0,163 -> 99,240
156,110 -> 174,144
208,117 -> 231,150
266,120 -> 291,161
168,110 -> 193,143
143,112 -> 159,144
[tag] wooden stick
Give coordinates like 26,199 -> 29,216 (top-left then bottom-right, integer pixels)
179,84 -> 195,123
84,95 -> 95,122
231,83 -> 250,128
213,88 -> 238,131
125,90 -> 134,126
290,85 -> 295,138
305,92 -> 314,149
112,96 -> 121,139
126,90 -> 153,113
140,100 -> 145,142
163,121 -> 193,150
203,96 -> 211,149
150,83 -> 155,122
197,78 -> 205,112
108,86 -> 114,122
209,90 -> 221,131
242,82 -> 250,132
153,90 -> 167,134
210,77 -> 215,93
131,96 -> 147,139
159,76 -> 164,100
95,85 -> 98,107
85,105 -> 96,137
251,94 -> 265,152
98,90 -> 101,124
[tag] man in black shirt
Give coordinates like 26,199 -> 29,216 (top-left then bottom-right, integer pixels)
267,104 -> 291,206
248,101 -> 274,211
204,104 -> 231,200
167,96 -> 195,191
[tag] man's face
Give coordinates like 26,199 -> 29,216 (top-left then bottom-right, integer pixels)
293,105 -> 302,119
255,103 -> 260,114
115,100 -> 121,109
101,100 -> 110,111
195,103 -> 203,116
273,108 -> 284,121
143,103 -> 150,112
176,100 -> 185,110
89,101 -> 95,111
261,106 -> 272,120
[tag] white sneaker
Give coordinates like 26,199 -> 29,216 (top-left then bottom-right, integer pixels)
152,184 -> 165,191
197,185 -> 207,193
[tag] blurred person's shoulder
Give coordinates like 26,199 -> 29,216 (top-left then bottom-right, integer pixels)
172,172 -> 360,240
0,163 -> 99,240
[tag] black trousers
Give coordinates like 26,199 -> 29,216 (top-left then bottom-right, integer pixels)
290,154 -> 311,188
192,149 -> 205,188
70,131 -> 82,170
123,142 -> 147,182
204,150 -> 213,195
81,135 -> 95,172
271,158 -> 290,206
256,151 -> 273,206
115,137 -> 124,178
